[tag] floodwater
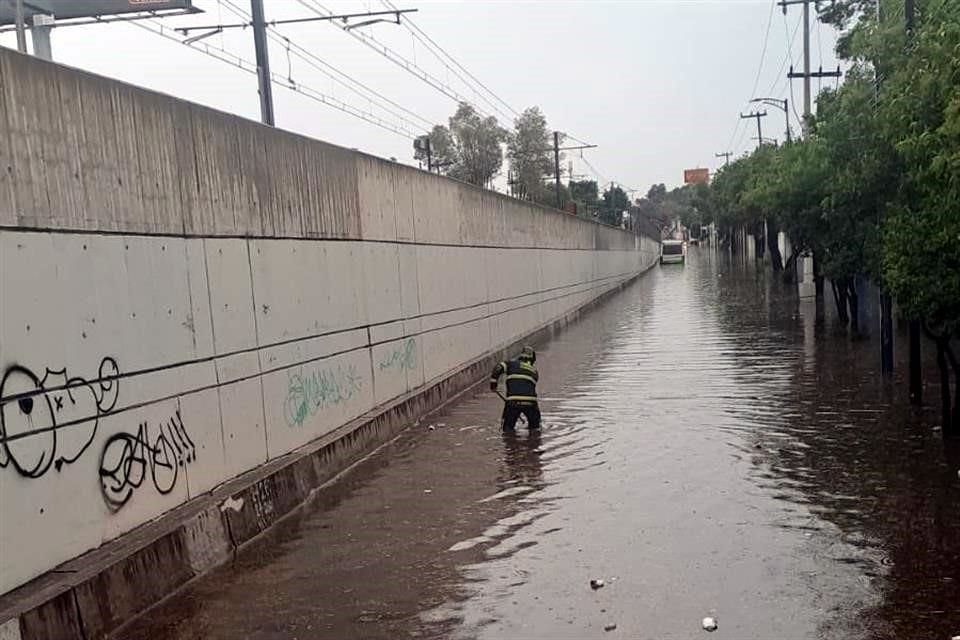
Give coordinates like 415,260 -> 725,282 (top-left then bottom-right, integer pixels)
120,248 -> 960,640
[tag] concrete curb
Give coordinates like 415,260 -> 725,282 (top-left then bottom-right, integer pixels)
0,265 -> 654,640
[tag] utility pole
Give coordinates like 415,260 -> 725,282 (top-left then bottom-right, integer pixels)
178,7 -> 416,128
780,0 -> 841,129
554,131 -> 562,209
715,151 -> 733,166
30,14 -> 54,61
740,111 -> 767,149
803,0 -> 810,116
13,0 -> 27,53
250,0 -> 275,126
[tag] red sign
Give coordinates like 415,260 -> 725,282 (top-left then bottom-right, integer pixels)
684,168 -> 710,185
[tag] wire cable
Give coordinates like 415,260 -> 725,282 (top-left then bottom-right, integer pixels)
297,0 -> 508,127
217,0 -> 433,131
133,19 -> 419,139
380,0 -> 519,119
726,0 -> 778,154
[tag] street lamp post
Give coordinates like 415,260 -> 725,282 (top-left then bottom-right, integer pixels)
751,98 -> 791,143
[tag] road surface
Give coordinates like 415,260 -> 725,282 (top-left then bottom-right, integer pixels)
120,248 -> 960,640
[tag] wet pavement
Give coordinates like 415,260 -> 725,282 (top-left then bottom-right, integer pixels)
120,249 -> 960,640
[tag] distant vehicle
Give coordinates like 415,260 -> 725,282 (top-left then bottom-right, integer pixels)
660,240 -> 685,265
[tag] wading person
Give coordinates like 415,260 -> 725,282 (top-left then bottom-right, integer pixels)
489,346 -> 541,431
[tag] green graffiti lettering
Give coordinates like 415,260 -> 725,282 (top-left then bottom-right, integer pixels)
283,363 -> 363,428
378,338 -> 417,372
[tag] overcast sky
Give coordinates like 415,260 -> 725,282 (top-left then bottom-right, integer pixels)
0,0 -> 841,194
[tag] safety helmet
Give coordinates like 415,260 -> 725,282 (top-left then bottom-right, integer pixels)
519,346 -> 536,363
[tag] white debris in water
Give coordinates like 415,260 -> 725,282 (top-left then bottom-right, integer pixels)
427,425 -> 436,431
478,486 -> 535,503
423,489 -> 433,494
603,623 -> 617,632
590,578 -> 605,590
220,496 -> 244,513
702,617 -> 718,632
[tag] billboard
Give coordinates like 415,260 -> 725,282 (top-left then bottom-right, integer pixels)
0,1 -> 197,26
684,168 -> 710,185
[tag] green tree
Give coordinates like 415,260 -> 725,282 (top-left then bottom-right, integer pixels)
446,102 -> 508,188
414,125 -> 456,175
507,107 -> 557,203
600,185 -> 630,226
876,0 -> 960,430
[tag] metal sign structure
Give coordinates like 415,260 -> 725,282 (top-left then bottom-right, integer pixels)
0,1 -> 198,29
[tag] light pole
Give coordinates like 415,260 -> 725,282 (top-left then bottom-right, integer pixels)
751,98 -> 791,142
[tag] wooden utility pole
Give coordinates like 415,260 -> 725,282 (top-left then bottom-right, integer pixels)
780,0 -> 841,129
715,151 -> 733,166
740,111 -> 768,149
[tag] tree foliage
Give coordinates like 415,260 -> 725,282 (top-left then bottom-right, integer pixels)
414,103 -> 507,187
507,107 -> 557,203
447,103 -> 508,187
704,0 -> 960,429
414,125 -> 457,175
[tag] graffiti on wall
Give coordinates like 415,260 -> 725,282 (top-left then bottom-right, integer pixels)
378,338 -> 417,372
284,363 -> 363,427
98,408 -> 195,512
0,357 -> 120,478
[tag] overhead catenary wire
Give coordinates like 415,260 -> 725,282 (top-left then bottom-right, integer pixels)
379,0 -> 519,119
216,0 -> 433,131
133,19 -> 419,139
296,0 -> 509,128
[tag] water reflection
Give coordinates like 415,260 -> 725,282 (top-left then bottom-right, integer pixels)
121,246 -> 959,640
500,429 -> 544,488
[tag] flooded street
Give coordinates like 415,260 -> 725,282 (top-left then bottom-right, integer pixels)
121,249 -> 960,640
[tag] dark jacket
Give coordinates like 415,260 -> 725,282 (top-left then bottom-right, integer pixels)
490,358 -> 539,403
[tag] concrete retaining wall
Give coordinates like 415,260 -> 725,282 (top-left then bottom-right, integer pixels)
0,45 -> 659,617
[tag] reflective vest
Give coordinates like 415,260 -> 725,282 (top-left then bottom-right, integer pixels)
491,358 -> 538,403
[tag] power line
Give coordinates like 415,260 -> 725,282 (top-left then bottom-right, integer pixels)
297,0 -> 507,127
217,0 -> 433,131
379,0 -> 519,119
767,10 -> 802,98
133,19 -> 419,139
727,0 -> 778,153
778,10 -> 804,133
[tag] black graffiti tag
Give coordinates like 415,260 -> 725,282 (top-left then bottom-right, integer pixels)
98,409 -> 195,512
0,357 -> 120,478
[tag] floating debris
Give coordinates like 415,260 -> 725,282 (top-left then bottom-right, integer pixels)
754,443 -> 762,449
220,496 -> 245,513
603,623 -> 617,632
702,617 -> 718,632
590,578 -> 605,590
423,489 -> 433,494
427,425 -> 436,431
